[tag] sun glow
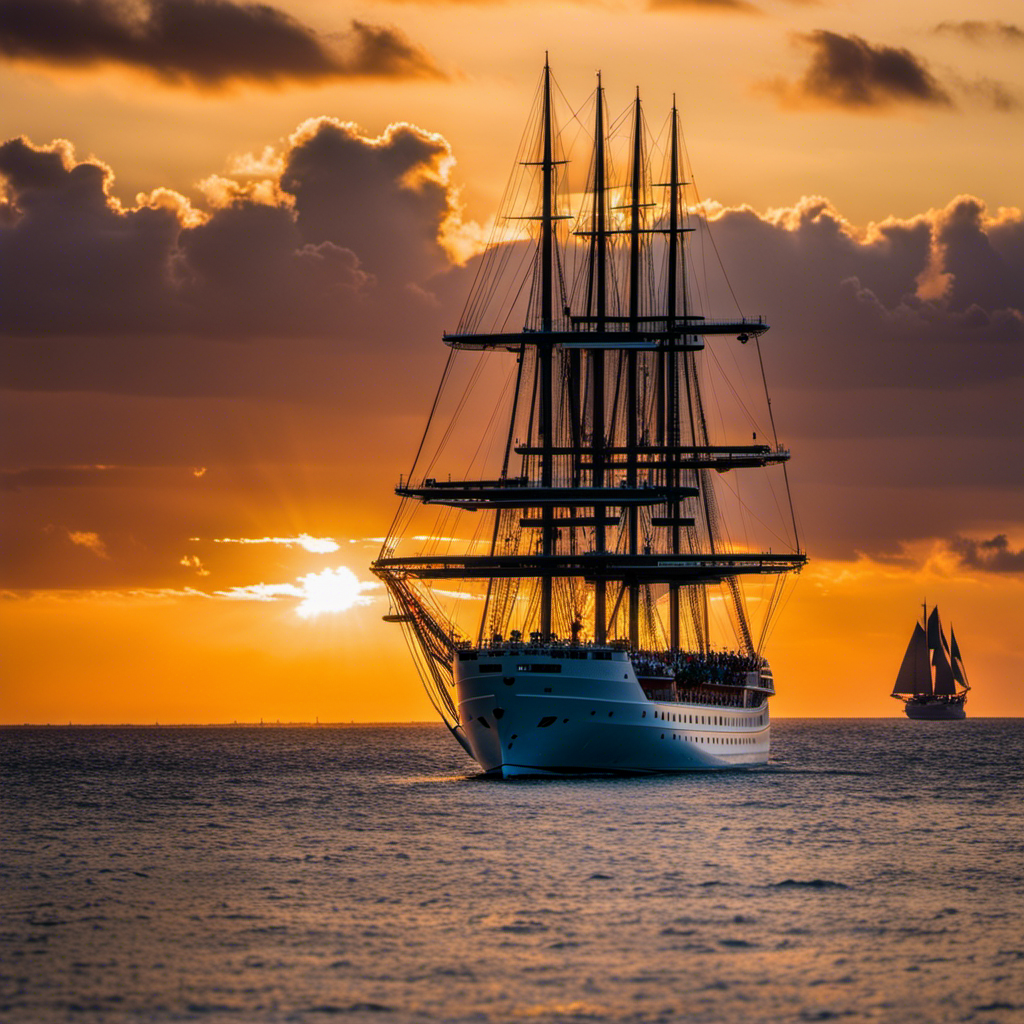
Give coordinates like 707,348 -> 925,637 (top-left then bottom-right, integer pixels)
213,566 -> 381,617
294,567 -> 379,619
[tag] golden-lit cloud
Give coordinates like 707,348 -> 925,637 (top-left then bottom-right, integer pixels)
179,554 -> 210,576
204,534 -> 341,553
68,529 -> 108,558
0,0 -> 446,87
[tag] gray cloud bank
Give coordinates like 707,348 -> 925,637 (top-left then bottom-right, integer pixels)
1,122 -> 1022,573
0,0 -> 444,86
0,119 -> 462,347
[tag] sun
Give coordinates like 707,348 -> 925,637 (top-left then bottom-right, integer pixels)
295,567 -> 375,619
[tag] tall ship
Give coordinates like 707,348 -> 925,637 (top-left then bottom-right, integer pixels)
372,61 -> 806,775
891,604 -> 970,720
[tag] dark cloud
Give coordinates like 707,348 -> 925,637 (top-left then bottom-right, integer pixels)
952,75 -> 1021,112
659,192 -> 1024,559
282,118 -> 458,285
768,30 -> 953,109
647,0 -> 821,10
0,0 -> 444,86
933,21 -> 1024,45
338,19 -> 444,79
648,0 -> 761,13
949,535 -> 1024,573
0,120 -> 465,347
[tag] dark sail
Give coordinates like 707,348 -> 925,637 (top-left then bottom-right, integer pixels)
926,606 -> 944,650
932,639 -> 957,696
950,625 -> 970,690
892,623 -> 930,696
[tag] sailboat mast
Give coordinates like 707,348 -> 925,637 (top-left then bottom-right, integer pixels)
539,56 -> 555,636
627,88 -> 643,648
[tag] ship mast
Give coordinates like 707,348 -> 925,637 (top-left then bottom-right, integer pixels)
374,61 -> 805,667
539,55 -> 556,637
588,73 -> 609,644
665,97 -> 683,650
626,88 -> 643,648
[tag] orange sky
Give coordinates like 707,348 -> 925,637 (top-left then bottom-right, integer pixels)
1,0 -> 1021,722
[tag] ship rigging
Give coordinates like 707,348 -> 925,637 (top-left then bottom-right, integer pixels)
372,61 -> 806,773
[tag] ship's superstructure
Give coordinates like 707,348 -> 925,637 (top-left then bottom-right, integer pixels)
892,604 -> 970,720
372,62 -> 806,774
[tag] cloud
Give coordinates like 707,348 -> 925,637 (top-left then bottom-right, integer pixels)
0,118 -> 472,351
179,554 -> 210,576
204,534 -> 341,553
685,194 -> 1024,558
933,21 -> 1024,45
68,529 -> 108,557
648,0 -> 761,12
952,75 -> 1021,113
948,535 -> 1024,573
0,0 -> 445,87
336,19 -> 445,80
765,30 -> 953,110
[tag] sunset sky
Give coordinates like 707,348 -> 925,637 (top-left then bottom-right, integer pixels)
2,0 -> 1021,723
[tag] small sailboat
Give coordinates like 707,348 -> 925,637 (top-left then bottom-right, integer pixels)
891,604 -> 970,719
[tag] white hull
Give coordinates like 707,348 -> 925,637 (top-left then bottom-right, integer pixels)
454,648 -> 770,777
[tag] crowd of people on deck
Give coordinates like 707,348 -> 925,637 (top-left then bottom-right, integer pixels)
461,633 -> 764,692
631,649 -> 762,688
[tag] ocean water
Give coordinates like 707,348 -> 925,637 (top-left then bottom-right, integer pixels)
2,721 -> 1022,1024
